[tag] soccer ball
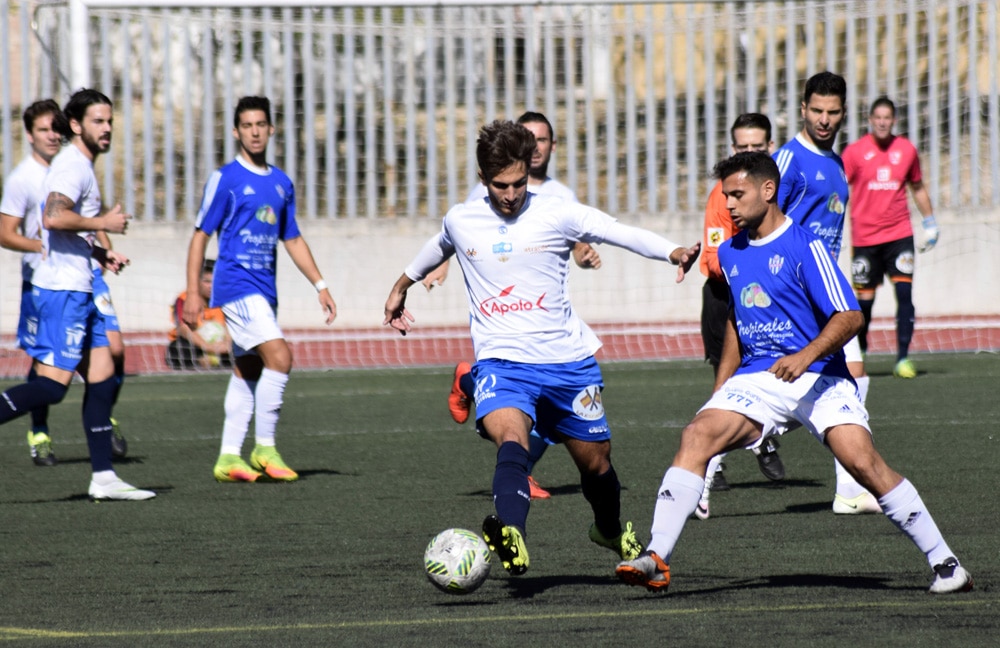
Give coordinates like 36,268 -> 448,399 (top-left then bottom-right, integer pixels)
197,320 -> 226,344
423,528 -> 491,594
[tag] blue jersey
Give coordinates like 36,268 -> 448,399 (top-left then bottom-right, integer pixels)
718,217 -> 859,379
195,156 -> 299,308
773,134 -> 849,260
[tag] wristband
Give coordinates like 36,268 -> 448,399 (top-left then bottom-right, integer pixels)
314,279 -> 328,293
922,215 -> 937,229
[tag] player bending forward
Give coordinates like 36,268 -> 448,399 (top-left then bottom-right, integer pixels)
616,152 -> 972,595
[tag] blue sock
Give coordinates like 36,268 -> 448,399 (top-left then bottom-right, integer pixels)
526,430 -> 548,474
460,371 -> 475,400
27,367 -> 50,432
82,377 -> 117,472
581,465 -> 623,539
1,377 -> 67,425
493,441 -> 531,532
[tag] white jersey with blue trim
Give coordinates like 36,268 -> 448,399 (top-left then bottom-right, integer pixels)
719,216 -> 859,380
406,193 -> 680,364
32,145 -> 101,293
195,155 -> 299,308
773,133 -> 849,260
466,176 -> 578,203
0,156 -> 48,282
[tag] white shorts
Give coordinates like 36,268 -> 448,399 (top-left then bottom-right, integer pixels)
221,294 -> 283,353
844,335 -> 863,364
700,371 -> 870,448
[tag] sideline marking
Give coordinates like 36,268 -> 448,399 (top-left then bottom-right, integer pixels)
0,598 -> 990,640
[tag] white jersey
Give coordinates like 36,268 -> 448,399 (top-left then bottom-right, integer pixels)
32,145 -> 101,293
0,156 -> 48,282
466,176 -> 578,203
405,193 -> 681,364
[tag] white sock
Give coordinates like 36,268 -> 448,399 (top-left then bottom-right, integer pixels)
91,469 -> 117,485
879,478 -> 955,568
253,368 -> 289,447
220,374 -> 256,456
855,375 -> 870,405
702,453 -> 726,500
648,467 -> 704,561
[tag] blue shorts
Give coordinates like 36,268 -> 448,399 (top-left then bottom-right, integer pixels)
472,357 -> 610,443
28,287 -> 109,371
17,280 -> 39,350
92,268 -> 121,333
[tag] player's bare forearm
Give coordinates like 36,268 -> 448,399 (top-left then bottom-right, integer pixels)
283,236 -> 336,324
422,259 -> 450,291
670,242 -> 702,283
0,214 -> 43,254
909,181 -> 935,217
768,310 -> 863,382
183,230 -> 210,329
384,273 -> 417,335
572,242 -> 602,269
714,312 -> 741,391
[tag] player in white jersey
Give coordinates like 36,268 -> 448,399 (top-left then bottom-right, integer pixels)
185,96 -> 337,484
384,120 -> 700,576
0,89 -> 153,500
0,100 -> 130,467
616,152 -> 972,595
433,111 -> 601,501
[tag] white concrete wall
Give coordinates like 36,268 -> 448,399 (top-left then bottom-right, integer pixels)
2,210 -> 997,336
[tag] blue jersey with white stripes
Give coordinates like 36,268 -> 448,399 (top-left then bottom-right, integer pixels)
718,216 -> 858,379
773,134 -> 849,260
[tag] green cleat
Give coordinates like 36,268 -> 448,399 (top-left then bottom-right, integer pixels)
249,445 -> 299,481
893,358 -> 917,379
110,418 -> 128,458
213,454 -> 262,483
589,520 -> 644,560
27,430 -> 57,467
482,515 -> 529,575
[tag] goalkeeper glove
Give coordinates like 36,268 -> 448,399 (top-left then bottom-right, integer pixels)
919,215 -> 939,252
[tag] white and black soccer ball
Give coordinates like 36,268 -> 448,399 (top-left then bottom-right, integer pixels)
423,528 -> 491,594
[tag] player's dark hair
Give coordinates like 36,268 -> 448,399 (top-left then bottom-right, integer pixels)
476,120 -> 536,182
803,71 -> 847,106
730,113 -> 772,143
713,151 -> 781,189
234,96 -> 272,128
202,259 -> 216,274
517,111 -> 555,142
56,88 -> 112,139
870,96 -> 896,116
22,99 -> 61,133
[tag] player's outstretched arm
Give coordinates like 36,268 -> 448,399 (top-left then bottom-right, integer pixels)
284,235 -> 337,325
768,310 -> 863,383
384,273 -> 417,336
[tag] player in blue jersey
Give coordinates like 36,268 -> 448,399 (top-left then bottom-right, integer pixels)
185,96 -> 337,484
616,152 -> 972,595
384,120 -> 700,576
773,71 -> 877,514
0,89 -> 153,500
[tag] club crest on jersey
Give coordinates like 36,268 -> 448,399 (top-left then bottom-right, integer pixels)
255,205 -> 277,225
826,193 -> 846,215
740,282 -> 772,308
707,227 -> 725,247
275,185 -> 286,200
768,254 -> 785,275
889,151 -> 902,165
498,225 -> 508,234
572,386 -> 605,421
479,285 -> 547,317
464,248 -> 479,260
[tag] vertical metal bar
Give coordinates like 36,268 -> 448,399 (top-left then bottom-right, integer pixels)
624,5 -> 637,213
101,13 -> 114,203
404,7 -> 416,215
162,12 -> 175,221
364,8 -> 378,218
524,6 -> 536,111
685,6 -> 697,212
381,7 -> 396,214
765,2 -> 778,132
746,2 -> 757,112
845,5 -> 859,144
463,7 -> 477,189
886,0 -> 897,103
281,8 -> 296,182
644,9 -> 657,213
907,0 -> 919,143
564,13 -> 577,192
443,8 -> 457,208
503,6 -> 515,116
222,16 -> 235,162
947,0 -> 959,207
665,4 -> 677,212
805,1 -> 816,76
344,7 -> 358,218
202,10 -> 215,187
182,8 -> 195,219
323,6 -> 338,219
122,18 -> 135,216
725,2 -> 737,142
262,8 -> 275,114
583,7 -> 597,207
824,0 -> 836,74
990,0 -> 1000,205
424,7 -> 438,218
785,1 -> 797,146
866,1 -> 878,106
968,0 -> 980,206
142,16 -> 154,220
928,2 -> 940,208
303,9 -> 317,219
241,8 -> 253,95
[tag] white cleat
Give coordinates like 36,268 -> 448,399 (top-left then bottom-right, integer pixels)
832,491 -> 881,515
928,557 -> 973,594
694,498 -> 710,520
88,478 -> 156,501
